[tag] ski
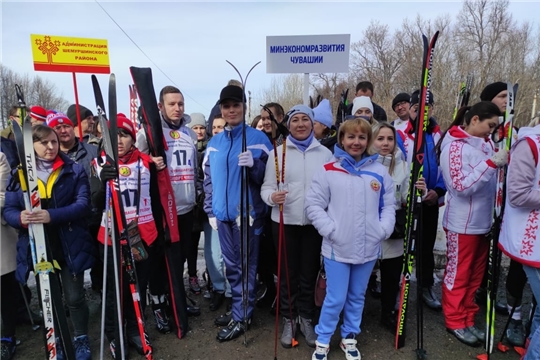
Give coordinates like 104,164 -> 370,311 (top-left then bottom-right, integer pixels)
452,73 -> 474,120
482,82 -> 518,360
395,32 -> 439,358
226,60 -> 261,346
91,74 -> 127,360
12,85 -> 75,360
129,66 -> 188,339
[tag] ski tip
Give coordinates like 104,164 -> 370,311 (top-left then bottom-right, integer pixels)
291,338 -> 299,347
514,346 -> 527,356
476,353 -> 488,360
498,342 -> 510,353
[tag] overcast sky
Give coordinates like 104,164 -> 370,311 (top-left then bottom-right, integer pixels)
2,1 -> 538,117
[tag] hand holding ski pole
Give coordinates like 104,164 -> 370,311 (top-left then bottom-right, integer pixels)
415,177 -> 427,199
151,156 -> 166,171
238,150 -> 254,168
490,148 -> 509,168
271,190 -> 288,205
422,190 -> 438,206
99,163 -> 118,184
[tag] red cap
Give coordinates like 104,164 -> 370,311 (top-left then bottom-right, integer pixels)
46,111 -> 73,128
117,113 -> 136,139
30,106 -> 47,122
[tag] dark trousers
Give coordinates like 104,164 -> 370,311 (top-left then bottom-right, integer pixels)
380,256 -> 403,314
259,215 -> 277,290
148,211 -> 193,296
89,223 -> 103,291
103,243 -> 151,341
1,271 -> 19,337
188,230 -> 201,278
506,259 -> 528,306
272,222 -> 322,320
420,203 -> 439,288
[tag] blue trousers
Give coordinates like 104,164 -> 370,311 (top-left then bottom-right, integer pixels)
203,220 -> 231,297
523,265 -> 540,360
315,257 -> 376,345
217,218 -> 263,322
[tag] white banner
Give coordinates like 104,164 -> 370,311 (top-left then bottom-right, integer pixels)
266,34 -> 350,74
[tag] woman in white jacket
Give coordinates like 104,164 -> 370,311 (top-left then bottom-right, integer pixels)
261,105 -> 333,349
306,118 -> 395,360
438,101 -> 507,347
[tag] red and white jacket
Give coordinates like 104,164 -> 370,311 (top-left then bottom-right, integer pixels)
95,150 -> 158,246
500,126 -> 540,268
440,126 -> 497,234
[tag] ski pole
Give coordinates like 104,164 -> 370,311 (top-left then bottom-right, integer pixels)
19,283 -> 39,331
100,183 -> 111,360
110,203 -> 126,360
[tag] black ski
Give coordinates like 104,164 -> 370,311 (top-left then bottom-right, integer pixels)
12,85 -> 75,360
395,32 -> 439,359
129,66 -> 188,339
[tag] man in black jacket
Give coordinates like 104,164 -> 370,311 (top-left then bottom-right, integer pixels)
336,81 -> 387,128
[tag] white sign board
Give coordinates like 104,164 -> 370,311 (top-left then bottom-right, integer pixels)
266,34 -> 350,74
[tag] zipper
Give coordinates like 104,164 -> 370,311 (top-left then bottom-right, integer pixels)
225,131 -> 233,221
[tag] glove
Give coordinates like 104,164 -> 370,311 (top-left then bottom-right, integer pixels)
238,150 -> 254,168
100,164 -> 118,184
490,148 -> 508,168
209,217 -> 218,231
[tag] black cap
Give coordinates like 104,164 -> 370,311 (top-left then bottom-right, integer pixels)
392,92 -> 410,109
218,85 -> 245,104
67,104 -> 93,126
410,90 -> 434,106
480,82 -> 506,102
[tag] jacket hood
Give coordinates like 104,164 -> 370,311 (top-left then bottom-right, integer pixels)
516,125 -> 540,142
441,125 -> 492,153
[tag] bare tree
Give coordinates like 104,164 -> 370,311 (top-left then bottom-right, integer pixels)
257,74 -> 305,116
1,64 -> 69,129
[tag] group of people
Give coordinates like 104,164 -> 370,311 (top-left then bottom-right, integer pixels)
1,78 -> 540,360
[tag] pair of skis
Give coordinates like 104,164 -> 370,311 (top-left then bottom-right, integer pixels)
479,82 -> 518,360
92,74 -> 153,360
395,31 -> 439,360
12,85 -> 75,360
453,73 -> 474,120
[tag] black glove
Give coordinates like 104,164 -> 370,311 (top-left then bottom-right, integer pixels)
100,164 -> 118,184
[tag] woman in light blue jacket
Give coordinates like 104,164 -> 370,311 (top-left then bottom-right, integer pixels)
305,118 -> 395,360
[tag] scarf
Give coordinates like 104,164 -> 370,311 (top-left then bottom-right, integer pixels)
36,157 -> 55,183
333,145 -> 378,176
287,132 -> 314,153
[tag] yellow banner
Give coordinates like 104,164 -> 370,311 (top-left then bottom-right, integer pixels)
30,34 -> 110,74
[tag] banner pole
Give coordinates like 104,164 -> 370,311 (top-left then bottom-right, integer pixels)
72,72 -> 83,139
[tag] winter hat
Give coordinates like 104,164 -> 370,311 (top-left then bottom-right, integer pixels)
410,90 -> 434,105
392,93 -> 410,109
351,96 -> 374,116
66,104 -> 94,126
30,105 -> 47,122
188,113 -> 206,129
46,111 -> 73,128
286,105 -> 314,125
480,82 -> 506,102
219,85 -> 246,104
116,113 -> 136,140
312,99 -> 333,129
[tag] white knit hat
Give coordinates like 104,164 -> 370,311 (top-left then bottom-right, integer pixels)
188,113 -> 206,128
351,96 -> 374,116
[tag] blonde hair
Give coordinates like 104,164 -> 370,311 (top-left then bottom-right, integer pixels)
337,118 -> 374,156
371,122 -> 398,175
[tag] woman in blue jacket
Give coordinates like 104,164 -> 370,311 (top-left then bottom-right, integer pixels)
3,124 -> 95,360
305,118 -> 395,360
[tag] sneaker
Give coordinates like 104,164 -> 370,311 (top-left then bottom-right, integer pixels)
312,341 -> 329,360
127,334 -> 152,356
189,276 -> 201,295
1,337 -> 16,360
73,335 -> 92,360
215,298 -> 233,326
216,319 -> 247,342
467,326 -> 485,343
280,317 -> 297,348
422,287 -> 442,310
256,281 -> 268,302
506,319 -> 525,347
298,316 -> 317,348
340,334 -> 361,360
446,328 -> 480,347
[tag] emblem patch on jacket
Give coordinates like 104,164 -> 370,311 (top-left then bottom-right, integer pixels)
370,180 -> 380,192
119,166 -> 131,176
